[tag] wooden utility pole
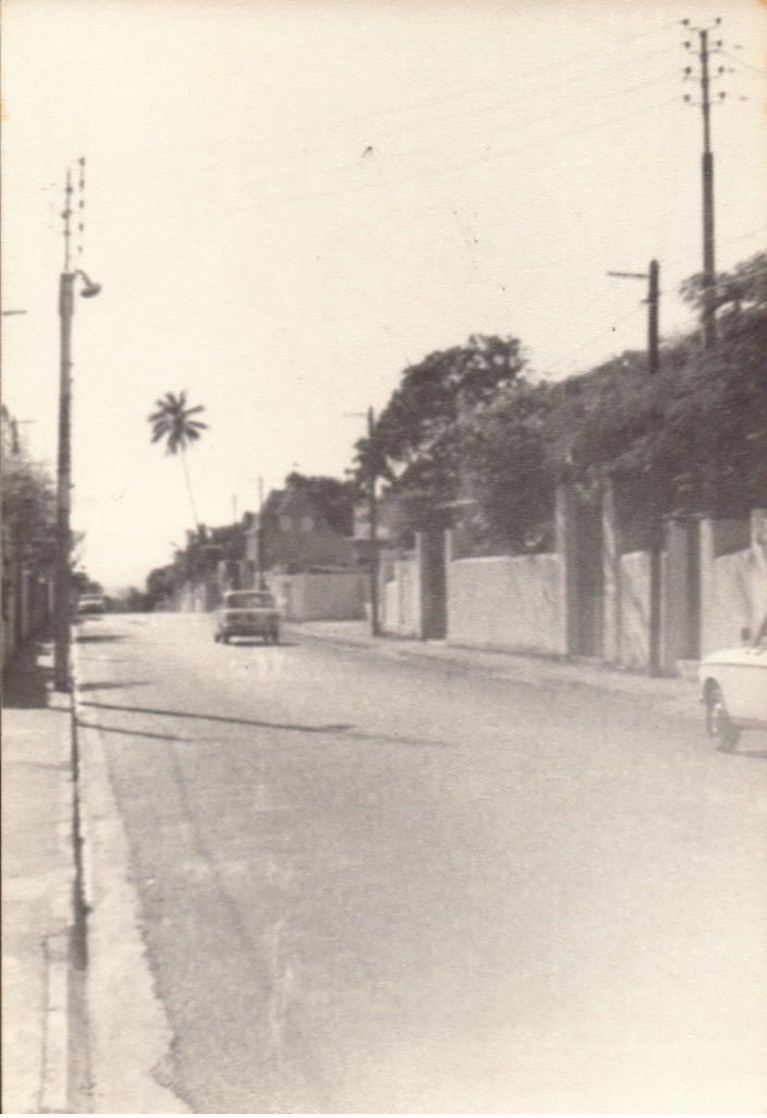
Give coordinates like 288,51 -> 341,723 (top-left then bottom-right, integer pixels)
699,28 -> 717,350
257,476 -> 266,589
367,407 -> 381,637
53,165 -> 101,691
607,260 -> 662,675
646,260 -> 662,677
684,20 -> 720,349
54,268 -> 75,690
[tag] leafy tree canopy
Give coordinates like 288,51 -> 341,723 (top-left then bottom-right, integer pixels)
360,252 -> 765,555
456,250 -> 767,551
2,443 -> 57,572
356,335 -> 526,483
283,472 -> 356,536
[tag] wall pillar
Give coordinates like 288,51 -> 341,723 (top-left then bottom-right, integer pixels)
663,519 -> 697,671
698,518 -> 716,657
416,529 -> 447,640
555,484 -> 577,656
751,510 -> 767,627
601,480 -> 622,664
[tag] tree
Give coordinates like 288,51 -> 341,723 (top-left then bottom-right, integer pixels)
148,391 -> 208,528
438,250 -> 767,553
354,335 -> 527,541
2,446 -> 57,575
364,335 -> 525,477
283,472 -> 356,536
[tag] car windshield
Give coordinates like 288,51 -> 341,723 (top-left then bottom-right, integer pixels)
225,592 -> 274,609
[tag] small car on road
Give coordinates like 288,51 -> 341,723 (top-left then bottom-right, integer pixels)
214,589 -> 281,645
77,593 -> 107,615
699,613 -> 767,749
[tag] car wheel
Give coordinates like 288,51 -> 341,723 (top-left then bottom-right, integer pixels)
705,684 -> 740,750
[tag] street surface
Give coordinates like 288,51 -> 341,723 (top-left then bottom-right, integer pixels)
75,613 -> 767,1113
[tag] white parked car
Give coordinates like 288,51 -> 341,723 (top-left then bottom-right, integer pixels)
699,614 -> 767,749
214,590 -> 281,645
77,593 -> 107,616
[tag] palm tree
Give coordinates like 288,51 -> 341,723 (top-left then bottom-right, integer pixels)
148,391 -> 208,529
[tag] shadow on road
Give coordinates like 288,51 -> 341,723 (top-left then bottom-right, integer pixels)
76,700 -> 451,749
76,719 -> 192,743
77,699 -> 353,736
77,680 -> 152,692
75,633 -> 125,644
217,639 -> 299,648
2,630 -> 55,709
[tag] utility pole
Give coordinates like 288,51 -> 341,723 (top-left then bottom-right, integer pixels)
54,266 -> 75,690
683,18 -> 722,350
257,476 -> 266,589
608,260 -> 662,676
53,165 -> 101,691
699,28 -> 717,350
343,408 -> 382,637
367,407 -> 381,637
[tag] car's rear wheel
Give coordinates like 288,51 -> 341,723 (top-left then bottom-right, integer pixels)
705,683 -> 739,750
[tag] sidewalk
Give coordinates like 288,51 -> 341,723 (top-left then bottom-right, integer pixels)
287,620 -> 700,723
1,633 -> 82,1115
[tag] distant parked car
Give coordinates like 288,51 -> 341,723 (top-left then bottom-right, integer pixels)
699,613 -> 767,749
77,593 -> 107,616
214,590 -> 280,645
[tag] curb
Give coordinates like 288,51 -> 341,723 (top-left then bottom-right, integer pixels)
39,932 -> 70,1114
71,648 -> 191,1114
41,689 -> 80,1116
286,624 -> 700,716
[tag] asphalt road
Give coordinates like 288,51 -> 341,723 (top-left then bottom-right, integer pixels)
75,612 -> 767,1113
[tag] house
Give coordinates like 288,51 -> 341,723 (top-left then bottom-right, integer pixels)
242,482 -> 364,621
245,483 -> 355,575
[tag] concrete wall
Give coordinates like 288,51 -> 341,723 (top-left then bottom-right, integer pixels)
617,551 -> 652,670
752,509 -> 767,622
2,572 -> 53,672
447,553 -> 564,655
380,553 -> 420,637
176,579 -> 221,612
699,511 -> 766,656
269,571 -> 365,622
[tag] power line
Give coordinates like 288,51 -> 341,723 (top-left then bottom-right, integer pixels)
720,48 -> 767,77
254,96 -> 678,214
537,303 -> 649,378
356,46 -> 680,154
383,69 -> 679,169
274,20 -> 683,147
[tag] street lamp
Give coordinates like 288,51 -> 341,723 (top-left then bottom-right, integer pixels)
53,268 -> 101,691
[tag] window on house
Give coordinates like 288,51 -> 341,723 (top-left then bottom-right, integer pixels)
279,515 -> 292,532
300,516 -> 314,533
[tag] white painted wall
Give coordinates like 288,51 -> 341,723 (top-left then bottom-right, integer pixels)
618,551 -> 651,670
268,571 -> 364,621
699,519 -> 757,657
381,555 -> 420,637
447,554 -> 564,655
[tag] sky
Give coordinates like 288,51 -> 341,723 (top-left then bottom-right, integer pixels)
3,0 -> 766,590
